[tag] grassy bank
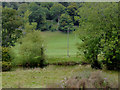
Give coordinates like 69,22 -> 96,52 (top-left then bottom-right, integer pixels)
2,65 -> 118,88
46,56 -> 82,65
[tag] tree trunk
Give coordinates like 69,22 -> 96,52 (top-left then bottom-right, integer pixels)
57,16 -> 60,30
67,28 -> 70,57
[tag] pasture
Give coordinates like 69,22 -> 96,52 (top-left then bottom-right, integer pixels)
40,31 -> 83,64
41,31 -> 81,57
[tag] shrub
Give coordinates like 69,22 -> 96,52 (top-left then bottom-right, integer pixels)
2,47 -> 12,71
50,24 -> 58,32
100,32 -> 120,70
2,47 -> 11,62
59,13 -> 74,32
2,61 -> 12,71
77,3 -> 119,70
9,30 -> 46,68
0,61 -> 1,72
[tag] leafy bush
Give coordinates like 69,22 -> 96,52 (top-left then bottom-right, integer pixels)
2,47 -> 11,62
50,24 -> 58,32
2,61 -> 12,71
0,61 -> 1,71
100,30 -> 120,70
2,7 -> 23,47
9,30 -> 46,68
24,22 -> 37,32
59,13 -> 74,32
44,20 -> 52,31
2,47 -> 12,71
77,3 -> 119,70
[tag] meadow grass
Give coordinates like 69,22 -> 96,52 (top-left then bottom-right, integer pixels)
0,72 -> 1,89
2,65 -> 118,88
41,31 -> 81,57
40,31 -> 82,64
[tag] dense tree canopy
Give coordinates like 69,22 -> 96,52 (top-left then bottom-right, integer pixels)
2,2 -> 80,32
29,7 -> 46,30
50,3 -> 66,25
59,13 -> 74,32
18,3 -> 29,17
67,3 -> 79,25
29,2 -> 39,12
2,7 -> 23,47
2,2 -> 19,10
40,2 -> 54,10
77,2 -> 119,70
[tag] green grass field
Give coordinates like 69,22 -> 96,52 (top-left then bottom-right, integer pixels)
41,31 -> 81,57
40,31 -> 83,64
2,65 -> 118,88
0,72 -> 1,89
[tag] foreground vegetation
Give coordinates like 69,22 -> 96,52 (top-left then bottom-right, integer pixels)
0,72 -> 1,89
2,65 -> 118,88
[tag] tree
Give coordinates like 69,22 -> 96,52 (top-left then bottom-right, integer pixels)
2,7 -> 23,47
29,2 -> 39,11
50,3 -> 66,27
41,2 -> 54,10
2,2 -> 20,10
67,2 -> 78,25
41,2 -> 54,20
2,2 -> 10,8
59,13 -> 74,32
18,3 -> 29,17
59,2 -> 70,7
0,6 -> 2,46
24,22 -> 37,33
77,2 -> 119,70
59,13 -> 75,57
29,7 -> 46,30
22,10 -> 31,24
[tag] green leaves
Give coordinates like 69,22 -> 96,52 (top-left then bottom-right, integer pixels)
59,13 -> 74,32
2,7 -> 23,47
9,30 -> 45,67
77,2 -> 119,70
50,3 -> 65,16
24,22 -> 37,32
67,3 -> 78,16
50,3 -> 66,23
29,6 -> 46,30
